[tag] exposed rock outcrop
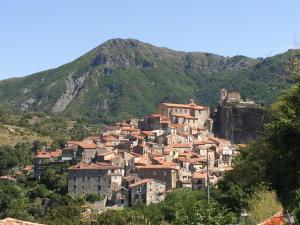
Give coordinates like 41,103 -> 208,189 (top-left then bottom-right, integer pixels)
52,71 -> 90,113
213,104 -> 269,144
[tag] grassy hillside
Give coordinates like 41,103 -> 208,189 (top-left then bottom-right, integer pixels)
0,124 -> 52,146
0,38 -> 298,122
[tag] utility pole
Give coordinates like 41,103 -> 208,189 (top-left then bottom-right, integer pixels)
206,147 -> 210,203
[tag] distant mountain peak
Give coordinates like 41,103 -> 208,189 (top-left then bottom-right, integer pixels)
0,39 -> 293,121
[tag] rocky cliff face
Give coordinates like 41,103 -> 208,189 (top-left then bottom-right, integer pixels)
213,104 -> 269,144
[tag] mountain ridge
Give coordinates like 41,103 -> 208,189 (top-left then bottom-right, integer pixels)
0,38 -> 297,122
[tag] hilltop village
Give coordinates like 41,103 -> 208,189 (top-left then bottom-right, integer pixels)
1,90 -> 246,213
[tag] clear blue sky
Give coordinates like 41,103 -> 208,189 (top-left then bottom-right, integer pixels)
1,0 -> 300,79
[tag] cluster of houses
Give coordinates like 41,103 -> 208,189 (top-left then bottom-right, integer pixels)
29,99 -> 237,210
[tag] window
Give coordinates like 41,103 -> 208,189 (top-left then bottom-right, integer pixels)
82,177 -> 84,182
74,185 -> 76,189
153,171 -> 156,175
87,177 -> 90,181
73,177 -> 76,182
98,185 -> 101,190
98,176 -> 101,181
164,171 -> 167,176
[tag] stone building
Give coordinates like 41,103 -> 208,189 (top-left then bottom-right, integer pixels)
77,141 -> 98,163
219,89 -> 241,104
129,178 -> 166,206
33,149 -> 63,178
158,100 -> 210,128
139,114 -> 170,131
68,162 -> 124,197
136,165 -> 177,190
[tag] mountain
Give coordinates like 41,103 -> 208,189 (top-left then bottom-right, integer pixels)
0,38 -> 298,122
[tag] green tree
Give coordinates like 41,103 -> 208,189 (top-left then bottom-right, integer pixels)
245,188 -> 282,225
97,210 -> 152,225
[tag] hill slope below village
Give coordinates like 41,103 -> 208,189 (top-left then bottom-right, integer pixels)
0,38 -> 298,122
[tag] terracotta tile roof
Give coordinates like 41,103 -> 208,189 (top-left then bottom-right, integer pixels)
154,158 -> 178,167
135,156 -> 151,166
130,133 -> 144,140
258,212 -> 284,225
120,127 -> 138,132
194,139 -> 216,145
208,136 -> 222,144
0,218 -> 44,225
176,157 -> 191,162
129,179 -> 153,188
124,175 -> 135,182
78,141 -> 97,149
192,172 -> 207,179
136,165 -> 177,170
102,135 -> 119,142
161,103 -> 207,110
141,131 -> 155,136
69,162 -> 121,170
35,149 -> 62,159
170,143 -> 192,148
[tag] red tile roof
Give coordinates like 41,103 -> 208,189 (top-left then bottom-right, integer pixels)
102,135 -> 119,142
69,162 -> 121,170
129,179 -> 153,188
161,103 -> 207,110
78,141 -> 97,149
141,131 -> 155,136
136,165 -> 177,170
192,172 -> 207,179
120,127 -> 138,132
170,143 -> 192,148
258,212 -> 284,225
124,175 -> 135,182
35,149 -> 62,159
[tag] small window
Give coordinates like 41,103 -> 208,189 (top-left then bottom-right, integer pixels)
82,177 -> 84,182
98,185 -> 101,190
74,185 -> 76,189
87,177 -> 90,181
98,176 -> 101,181
82,186 -> 84,189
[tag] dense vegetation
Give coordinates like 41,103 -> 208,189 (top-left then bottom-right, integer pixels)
0,39 -> 298,122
